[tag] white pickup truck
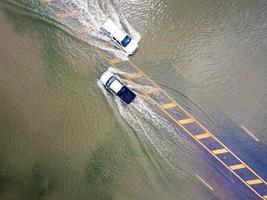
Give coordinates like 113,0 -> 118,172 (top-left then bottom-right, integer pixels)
100,71 -> 136,104
100,19 -> 139,56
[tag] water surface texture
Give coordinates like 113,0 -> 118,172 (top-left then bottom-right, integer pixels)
1,0 -> 267,200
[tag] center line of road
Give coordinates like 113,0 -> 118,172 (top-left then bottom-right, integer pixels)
241,125 -> 260,142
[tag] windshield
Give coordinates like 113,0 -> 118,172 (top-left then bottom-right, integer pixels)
121,35 -> 132,47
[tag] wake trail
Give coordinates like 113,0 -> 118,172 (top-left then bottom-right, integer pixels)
4,0 -> 141,59
45,0 -> 141,60
97,67 -> 199,176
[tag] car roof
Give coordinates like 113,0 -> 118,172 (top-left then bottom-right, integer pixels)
109,79 -> 123,93
113,30 -> 126,42
102,19 -> 118,35
100,71 -> 114,85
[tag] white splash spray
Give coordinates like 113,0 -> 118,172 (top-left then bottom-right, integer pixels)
97,67 -> 197,173
45,0 -> 141,60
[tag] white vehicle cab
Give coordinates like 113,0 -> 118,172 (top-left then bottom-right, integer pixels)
100,19 -> 138,56
100,71 -> 136,104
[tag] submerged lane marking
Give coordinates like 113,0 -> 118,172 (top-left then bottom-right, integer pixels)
246,179 -> 264,185
196,175 -> 214,191
117,61 -> 267,199
212,148 -> 228,155
178,118 -> 195,125
160,102 -> 177,110
127,71 -> 144,80
109,58 -> 123,65
143,88 -> 267,199
195,133 -> 212,140
144,87 -> 161,95
241,125 -> 260,142
229,164 -> 246,170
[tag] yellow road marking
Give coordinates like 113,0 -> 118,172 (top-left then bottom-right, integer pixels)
196,175 -> 214,191
43,0 -> 51,4
241,125 -> 260,142
126,64 -> 267,184
125,61 -> 267,198
229,164 -> 246,170
145,92 -> 267,200
124,63 -> 266,183
195,133 -> 211,140
212,148 -> 229,155
109,58 -> 123,65
160,102 -> 177,110
128,71 -> 144,80
56,12 -> 74,18
178,118 -> 195,125
144,87 -> 160,95
246,179 -> 263,185
75,27 -> 88,33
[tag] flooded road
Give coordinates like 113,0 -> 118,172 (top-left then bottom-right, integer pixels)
1,0 -> 267,199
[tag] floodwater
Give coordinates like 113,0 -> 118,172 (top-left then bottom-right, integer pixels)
1,0 -> 267,199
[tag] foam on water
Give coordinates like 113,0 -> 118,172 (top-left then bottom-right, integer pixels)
45,0 -> 141,60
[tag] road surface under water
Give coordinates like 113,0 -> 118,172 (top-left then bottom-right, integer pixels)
0,0 -> 267,199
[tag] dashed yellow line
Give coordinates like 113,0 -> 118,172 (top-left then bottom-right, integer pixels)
143,90 -> 267,199
109,58 -> 123,65
229,164 -> 246,170
178,118 -> 195,125
127,71 -> 144,80
144,87 -> 160,95
75,27 -> 88,33
246,179 -> 263,185
195,133 -> 211,140
43,0 -> 51,4
117,62 -> 267,199
160,102 -> 177,110
212,148 -> 229,155
56,11 -> 76,18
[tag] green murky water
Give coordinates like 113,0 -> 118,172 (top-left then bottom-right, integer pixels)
1,0 -> 267,199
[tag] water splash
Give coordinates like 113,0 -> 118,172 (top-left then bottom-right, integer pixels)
44,0 -> 141,60
4,0 -> 141,60
97,68 -> 197,174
